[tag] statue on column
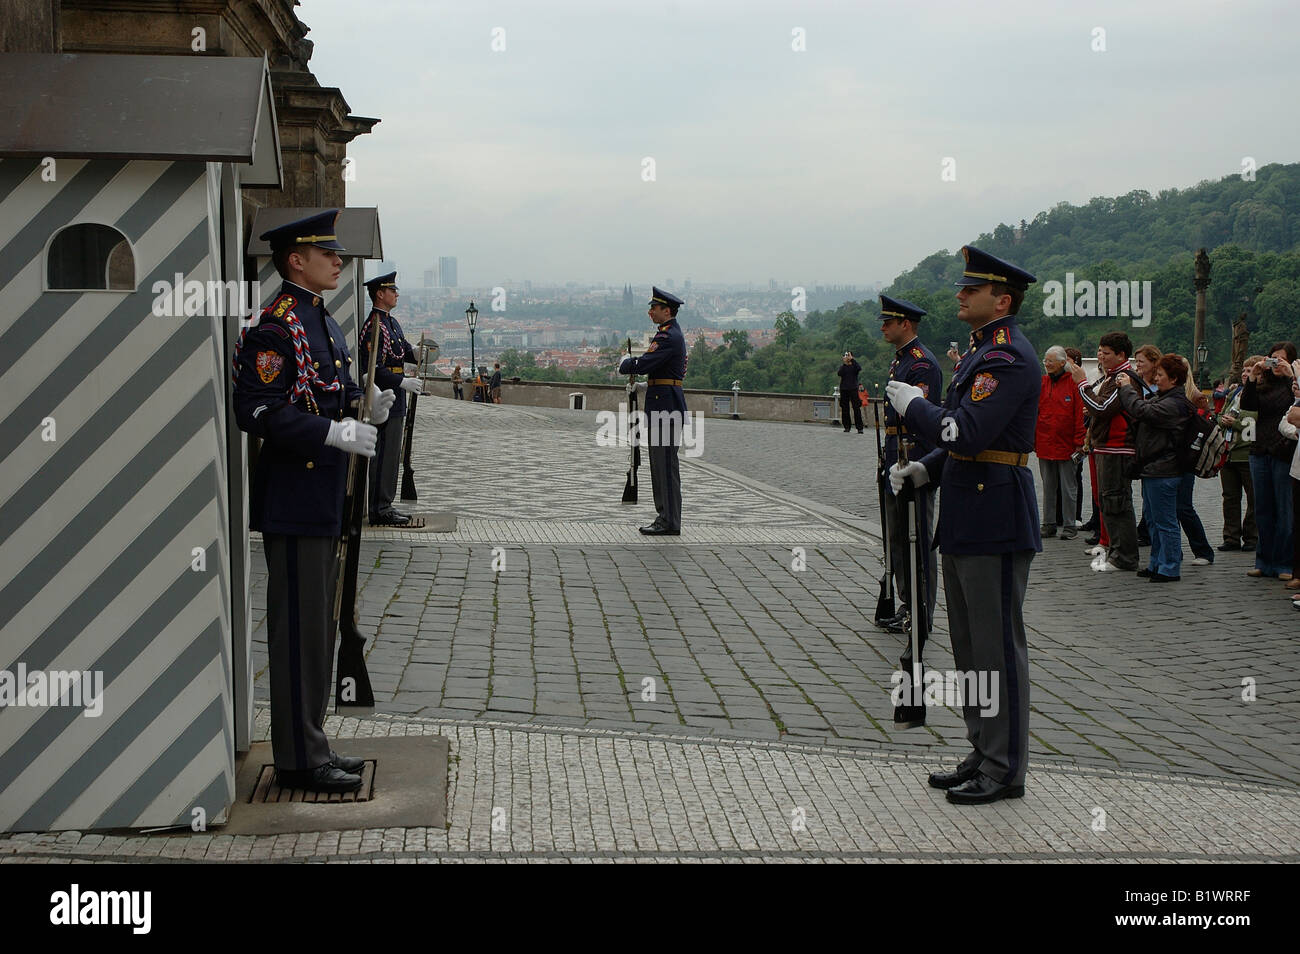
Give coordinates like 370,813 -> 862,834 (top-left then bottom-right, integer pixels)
1194,248 -> 1211,289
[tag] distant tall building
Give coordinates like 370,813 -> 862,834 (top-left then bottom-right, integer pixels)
438,256 -> 458,288
623,283 -> 633,306
424,268 -> 434,287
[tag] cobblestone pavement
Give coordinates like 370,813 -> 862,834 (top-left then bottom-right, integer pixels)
252,399 -> 1299,788
11,397 -> 1293,862
4,710 -> 1297,862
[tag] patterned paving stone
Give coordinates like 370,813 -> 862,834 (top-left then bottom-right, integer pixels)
2,711 -> 1295,863
241,400 -> 1299,794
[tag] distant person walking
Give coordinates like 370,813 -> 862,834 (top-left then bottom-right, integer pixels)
490,362 -> 503,403
452,364 -> 463,400
837,352 -> 865,433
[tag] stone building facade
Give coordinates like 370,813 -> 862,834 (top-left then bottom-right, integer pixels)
2,0 -> 377,219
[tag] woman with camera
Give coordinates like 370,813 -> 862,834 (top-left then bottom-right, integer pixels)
1241,342 -> 1298,581
1115,355 -> 1196,582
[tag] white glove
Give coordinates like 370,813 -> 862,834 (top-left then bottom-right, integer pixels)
889,461 -> 929,494
324,420 -> 378,458
635,381 -> 648,394
369,384 -> 396,425
399,377 -> 422,395
886,380 -> 923,416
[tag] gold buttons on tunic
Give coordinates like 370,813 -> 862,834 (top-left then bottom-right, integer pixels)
977,483 -> 984,492
306,461 -> 315,469
335,359 -> 342,367
313,361 -> 320,369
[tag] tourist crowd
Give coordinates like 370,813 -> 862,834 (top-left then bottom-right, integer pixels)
1033,331 -> 1300,605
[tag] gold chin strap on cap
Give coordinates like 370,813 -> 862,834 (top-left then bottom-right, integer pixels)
295,234 -> 338,243
963,270 -> 1008,282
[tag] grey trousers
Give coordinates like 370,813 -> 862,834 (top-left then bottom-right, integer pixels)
941,550 -> 1033,787
263,534 -> 337,771
1219,459 -> 1258,547
648,443 -> 682,530
884,484 -> 938,627
1038,458 -> 1079,530
369,412 -> 403,517
1095,453 -> 1139,570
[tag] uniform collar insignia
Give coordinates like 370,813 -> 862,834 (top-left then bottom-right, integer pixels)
284,280 -> 324,304
970,316 -> 1009,339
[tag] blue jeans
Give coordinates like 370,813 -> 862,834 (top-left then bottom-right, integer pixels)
1249,454 -> 1295,575
1177,473 -> 1214,561
1142,477 -> 1182,577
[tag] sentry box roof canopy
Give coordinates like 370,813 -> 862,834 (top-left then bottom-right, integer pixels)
245,207 -> 384,260
0,52 -> 283,187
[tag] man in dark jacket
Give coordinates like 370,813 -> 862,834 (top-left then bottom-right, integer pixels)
837,352 -> 864,433
1241,343 -> 1299,578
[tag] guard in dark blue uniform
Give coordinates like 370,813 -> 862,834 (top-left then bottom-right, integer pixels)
360,272 -> 420,526
619,287 -> 688,535
232,210 -> 396,793
877,295 -> 943,642
887,245 -> 1041,805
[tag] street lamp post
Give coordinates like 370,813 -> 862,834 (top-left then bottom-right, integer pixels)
1193,248 -> 1211,386
731,380 -> 741,420
1196,342 -> 1209,391
465,300 -> 479,390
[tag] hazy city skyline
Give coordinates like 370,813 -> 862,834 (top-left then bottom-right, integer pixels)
305,0 -> 1300,287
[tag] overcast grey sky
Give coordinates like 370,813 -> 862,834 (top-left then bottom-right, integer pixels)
302,0 -> 1300,287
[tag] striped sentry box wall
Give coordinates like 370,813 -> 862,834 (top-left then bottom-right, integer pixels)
0,157 -> 235,831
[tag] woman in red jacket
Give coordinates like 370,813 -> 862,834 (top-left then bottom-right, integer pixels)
1036,346 -> 1087,540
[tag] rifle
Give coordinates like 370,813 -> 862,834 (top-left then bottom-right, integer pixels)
621,337 -> 641,503
333,314 -> 381,709
399,340 -> 421,502
872,396 -> 896,623
894,435 -> 928,729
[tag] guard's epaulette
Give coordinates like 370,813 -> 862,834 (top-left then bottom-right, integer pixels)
268,293 -> 296,321
252,294 -> 298,340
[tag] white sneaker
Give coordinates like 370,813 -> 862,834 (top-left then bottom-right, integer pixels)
1086,545 -> 1106,557
1090,553 -> 1106,571
1191,557 -> 1211,566
1096,560 -> 1124,572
